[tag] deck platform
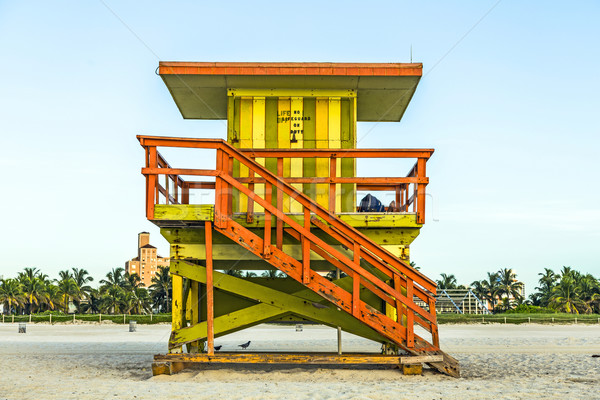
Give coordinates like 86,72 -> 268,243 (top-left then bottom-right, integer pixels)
152,352 -> 444,376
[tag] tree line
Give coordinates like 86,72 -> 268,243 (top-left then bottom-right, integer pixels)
436,266 -> 600,314
0,266 -> 172,315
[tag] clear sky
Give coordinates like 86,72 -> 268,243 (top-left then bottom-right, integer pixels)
0,1 -> 598,294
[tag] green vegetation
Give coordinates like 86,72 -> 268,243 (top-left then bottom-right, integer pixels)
437,266 -> 600,315
437,313 -> 600,324
0,266 -> 172,317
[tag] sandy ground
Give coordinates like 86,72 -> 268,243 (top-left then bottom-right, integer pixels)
1,323 -> 599,400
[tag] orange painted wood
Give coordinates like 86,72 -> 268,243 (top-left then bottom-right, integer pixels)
302,207 -> 310,284
205,221 -> 215,355
263,182 -> 272,258
158,62 -> 423,77
276,158 -> 284,250
406,280 -> 414,348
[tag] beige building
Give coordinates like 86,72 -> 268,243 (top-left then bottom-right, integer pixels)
125,232 -> 170,287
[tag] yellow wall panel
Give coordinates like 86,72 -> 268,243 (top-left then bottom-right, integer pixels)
315,98 -> 329,207
328,98 -> 342,212
239,98 -> 253,212
277,98 -> 291,212
252,98 -> 266,213
289,97 -> 303,213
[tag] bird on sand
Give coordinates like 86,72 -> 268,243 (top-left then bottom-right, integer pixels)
214,345 -> 222,351
238,341 -> 251,349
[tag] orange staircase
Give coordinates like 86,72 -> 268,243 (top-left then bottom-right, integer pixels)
140,135 -> 459,377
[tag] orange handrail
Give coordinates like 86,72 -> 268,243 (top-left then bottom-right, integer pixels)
138,135 -> 439,349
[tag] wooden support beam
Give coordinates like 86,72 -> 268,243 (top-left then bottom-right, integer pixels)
276,158 -> 284,249
205,221 -> 214,355
154,353 -> 443,366
302,207 -> 310,284
168,261 -> 389,347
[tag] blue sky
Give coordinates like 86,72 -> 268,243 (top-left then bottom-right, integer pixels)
0,1 -> 598,294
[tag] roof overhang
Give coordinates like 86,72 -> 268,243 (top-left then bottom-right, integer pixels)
158,62 -> 422,122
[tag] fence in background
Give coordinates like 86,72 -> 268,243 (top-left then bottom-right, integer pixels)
0,313 -> 172,324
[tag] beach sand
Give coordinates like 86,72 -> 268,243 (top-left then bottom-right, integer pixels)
1,323 -> 599,399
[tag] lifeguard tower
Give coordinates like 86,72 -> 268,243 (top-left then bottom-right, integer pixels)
140,62 -> 459,377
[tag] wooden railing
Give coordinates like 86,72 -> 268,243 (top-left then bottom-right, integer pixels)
138,135 -> 439,351
139,136 -> 433,224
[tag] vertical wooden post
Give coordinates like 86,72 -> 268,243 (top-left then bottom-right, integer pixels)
189,280 -> 199,352
146,146 -> 158,219
164,174 -> 169,204
220,151 -> 229,221
182,182 -> 190,205
336,268 -> 342,355
393,274 -> 403,323
171,273 -> 184,353
205,221 -> 215,355
227,156 -> 234,216
406,280 -> 414,348
352,242 -> 360,317
329,157 -> 337,213
276,157 -> 284,250
352,273 -> 360,317
416,158 -> 426,224
264,182 -> 272,258
302,207 -> 311,284
214,149 -> 224,228
246,156 -> 255,223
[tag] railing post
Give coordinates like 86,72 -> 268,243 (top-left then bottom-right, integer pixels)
428,297 -> 439,347
406,280 -> 415,348
276,157 -> 284,250
352,272 -> 360,317
221,151 -> 230,222
182,182 -> 190,205
214,149 -> 227,229
301,206 -> 310,284
263,182 -> 272,259
329,157 -> 337,214
164,174 -> 170,205
228,156 -> 234,216
205,221 -> 215,355
416,158 -> 426,224
246,156 -> 255,223
146,146 -> 158,219
393,274 -> 403,323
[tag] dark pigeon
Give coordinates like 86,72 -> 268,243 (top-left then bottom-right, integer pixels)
214,345 -> 222,351
238,341 -> 251,349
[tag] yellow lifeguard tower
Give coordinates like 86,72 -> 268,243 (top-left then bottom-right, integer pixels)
140,62 -> 458,377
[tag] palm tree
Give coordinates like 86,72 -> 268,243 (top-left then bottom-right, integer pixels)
18,271 -> 47,314
56,276 -> 78,313
483,272 -> 501,310
100,267 -> 124,289
470,280 -> 488,303
535,268 -> 557,307
436,273 -> 458,290
128,288 -> 152,314
81,289 -> 102,314
0,279 -> 25,314
41,283 -> 61,312
576,273 -> 600,313
549,275 -> 588,314
497,268 -> 524,308
149,265 -> 171,313
71,268 -> 94,313
123,272 -> 142,291
101,285 -> 123,314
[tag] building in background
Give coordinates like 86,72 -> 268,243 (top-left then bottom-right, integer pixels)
125,232 -> 169,287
